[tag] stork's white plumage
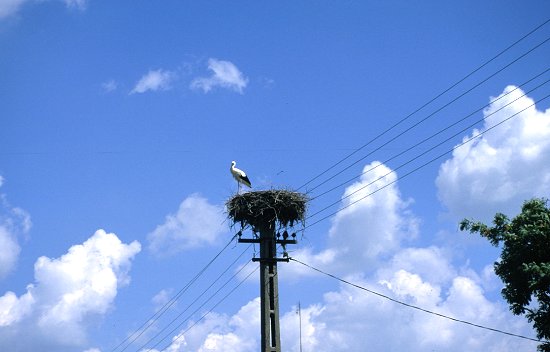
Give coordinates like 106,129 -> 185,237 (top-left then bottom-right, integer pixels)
230,161 -> 252,193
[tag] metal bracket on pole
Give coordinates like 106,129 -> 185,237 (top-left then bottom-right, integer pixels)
252,257 -> 290,263
237,238 -> 297,245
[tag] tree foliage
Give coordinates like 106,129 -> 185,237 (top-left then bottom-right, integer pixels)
460,198 -> 550,351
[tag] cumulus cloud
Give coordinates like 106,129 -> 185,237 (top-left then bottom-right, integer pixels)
0,226 -> 21,279
131,69 -> 175,94
378,246 -> 456,285
331,162 -> 417,259
0,0 -> 87,19
152,289 -> 175,312
145,298 -> 260,352
151,158 -> 538,350
0,229 -> 141,351
101,79 -> 118,93
0,179 -> 32,279
151,266 -> 534,351
280,161 -> 418,280
294,269 -> 533,352
0,0 -> 29,18
190,58 -> 248,94
147,194 -> 227,255
437,86 -> 550,221
280,247 -> 337,280
310,161 -> 418,275
64,0 -> 87,10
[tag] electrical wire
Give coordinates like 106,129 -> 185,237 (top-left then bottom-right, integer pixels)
132,244 -> 252,352
290,257 -> 547,344
141,104 -> 550,349
303,35 -> 550,195
157,266 -> 258,352
109,18 -> 550,351
310,69 -> 550,202
140,85 -> 548,350
297,17 -> 550,192
111,233 -> 239,352
304,93 -> 550,229
152,263 -> 259,352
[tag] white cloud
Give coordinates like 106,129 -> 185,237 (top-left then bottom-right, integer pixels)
152,289 -> 175,312
0,288 -> 34,326
279,247 -> 337,280
147,298 -> 260,352
0,226 -> 21,279
131,69 -> 175,94
64,0 -> 87,10
0,229 -> 141,351
0,180 -> 32,280
101,79 -> 118,93
150,267 -> 534,351
325,161 -> 419,274
437,86 -> 550,221
0,0 -> 87,19
195,298 -> 259,351
379,246 -> 456,285
281,162 -> 418,280
147,194 -> 227,255
299,270 -> 533,352
151,157 -> 539,351
190,58 -> 248,94
0,0 -> 28,19
280,303 -> 325,351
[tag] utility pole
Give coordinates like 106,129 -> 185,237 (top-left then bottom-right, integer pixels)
227,190 -> 306,352
238,224 -> 297,352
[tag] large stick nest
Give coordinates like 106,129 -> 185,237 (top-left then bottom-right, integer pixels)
226,190 -> 308,231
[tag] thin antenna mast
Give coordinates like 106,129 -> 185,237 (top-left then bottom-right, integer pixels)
298,301 -> 303,352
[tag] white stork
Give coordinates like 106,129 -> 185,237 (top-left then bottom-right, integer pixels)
230,161 -> 252,193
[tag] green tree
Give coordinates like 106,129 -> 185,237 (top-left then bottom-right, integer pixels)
460,198 -> 550,351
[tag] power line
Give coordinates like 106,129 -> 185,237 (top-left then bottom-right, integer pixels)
304,93 -> 550,229
155,264 -> 259,352
111,234 -> 239,352
304,35 -> 550,195
108,18 -> 550,351
289,257 -> 547,344
309,70 -> 550,202
133,244 -> 252,352
141,85 -> 547,348
297,18 -> 550,192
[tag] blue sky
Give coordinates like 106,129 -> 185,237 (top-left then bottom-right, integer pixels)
1,1 -> 550,351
